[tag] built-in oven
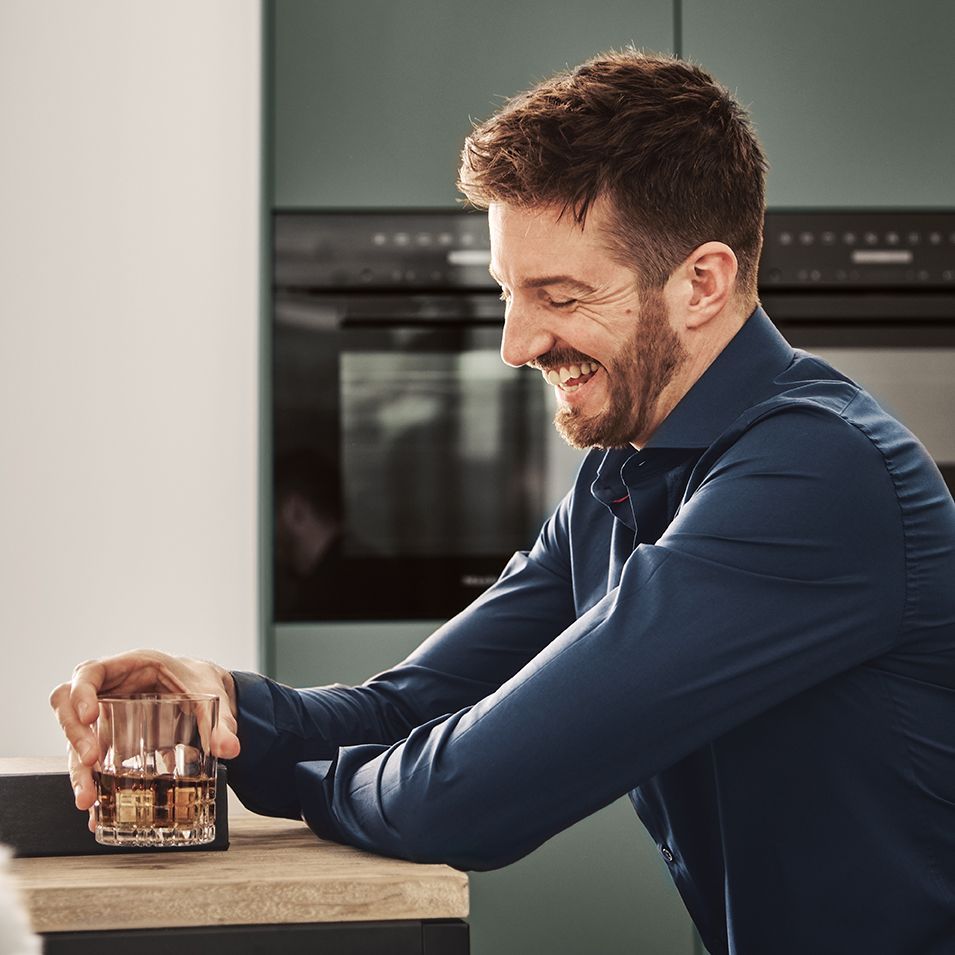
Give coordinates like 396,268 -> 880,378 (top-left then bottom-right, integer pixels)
272,210 -> 582,621
271,209 -> 955,623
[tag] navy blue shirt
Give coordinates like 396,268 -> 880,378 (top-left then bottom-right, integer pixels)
227,307 -> 955,954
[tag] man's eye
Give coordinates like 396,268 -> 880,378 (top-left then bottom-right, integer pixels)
548,298 -> 576,309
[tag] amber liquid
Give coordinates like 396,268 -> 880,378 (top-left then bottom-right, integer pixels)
94,770 -> 215,845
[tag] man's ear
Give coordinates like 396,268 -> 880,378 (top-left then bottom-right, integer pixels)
677,242 -> 738,329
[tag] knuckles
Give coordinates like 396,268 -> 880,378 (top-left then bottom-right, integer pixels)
49,682 -> 70,709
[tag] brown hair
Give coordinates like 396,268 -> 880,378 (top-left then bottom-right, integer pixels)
458,49 -> 768,302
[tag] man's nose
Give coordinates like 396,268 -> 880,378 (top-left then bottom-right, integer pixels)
500,301 -> 555,368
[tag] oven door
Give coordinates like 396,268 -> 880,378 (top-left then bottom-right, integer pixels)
766,292 -> 955,494
272,292 -> 584,622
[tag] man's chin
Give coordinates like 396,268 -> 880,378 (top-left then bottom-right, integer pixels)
554,408 -> 632,451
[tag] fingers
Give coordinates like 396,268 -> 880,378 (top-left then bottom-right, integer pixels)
52,650 -> 243,798
67,742 -> 97,812
67,660 -> 106,733
72,649 -> 176,701
53,672 -> 101,813
52,651 -> 175,813
210,668 -> 240,759
50,680 -> 98,767
211,719 -> 241,760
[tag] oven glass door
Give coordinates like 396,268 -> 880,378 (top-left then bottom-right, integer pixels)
273,297 -> 584,621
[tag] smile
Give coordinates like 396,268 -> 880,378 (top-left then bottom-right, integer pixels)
541,361 -> 601,393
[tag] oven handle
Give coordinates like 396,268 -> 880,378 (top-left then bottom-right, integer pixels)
761,290 -> 955,321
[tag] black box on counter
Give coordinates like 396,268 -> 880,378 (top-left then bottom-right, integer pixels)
0,758 -> 229,857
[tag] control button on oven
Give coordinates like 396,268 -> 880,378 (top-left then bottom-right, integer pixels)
799,231 -> 814,245
864,232 -> 878,245
393,232 -> 410,246
929,232 -> 942,245
372,232 -> 387,246
907,232 -> 920,245
821,231 -> 836,245
778,231 -> 793,245
886,232 -> 900,245
843,232 -> 857,245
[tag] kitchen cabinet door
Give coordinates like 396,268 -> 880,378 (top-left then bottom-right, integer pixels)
271,0 -> 673,207
683,0 -> 955,207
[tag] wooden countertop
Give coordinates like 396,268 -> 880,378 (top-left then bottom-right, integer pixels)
7,759 -> 468,934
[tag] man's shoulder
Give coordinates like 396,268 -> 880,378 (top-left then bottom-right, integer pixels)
720,363 -> 917,465
694,371 -> 949,528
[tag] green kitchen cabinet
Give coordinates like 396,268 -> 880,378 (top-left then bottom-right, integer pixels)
270,0 -> 675,207
683,0 -> 955,207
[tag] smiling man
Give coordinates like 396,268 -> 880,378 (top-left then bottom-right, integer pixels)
51,51 -> 955,955
489,198 -> 719,450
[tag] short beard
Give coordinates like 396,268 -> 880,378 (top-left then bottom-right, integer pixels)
554,288 -> 688,450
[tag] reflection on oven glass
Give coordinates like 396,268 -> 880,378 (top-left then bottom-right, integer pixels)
342,350 -> 549,557
274,447 -> 348,615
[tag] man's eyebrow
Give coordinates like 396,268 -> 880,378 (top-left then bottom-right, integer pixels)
487,268 -> 597,295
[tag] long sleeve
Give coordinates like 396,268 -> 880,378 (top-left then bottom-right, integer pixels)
250,400 -> 910,869
225,496 -> 580,818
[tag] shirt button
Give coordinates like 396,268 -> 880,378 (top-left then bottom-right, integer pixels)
661,846 -> 674,863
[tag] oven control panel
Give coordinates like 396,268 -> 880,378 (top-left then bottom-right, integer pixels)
274,211 -> 494,289
761,210 -> 955,288
274,210 -> 955,291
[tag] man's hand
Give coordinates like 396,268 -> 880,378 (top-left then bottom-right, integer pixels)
49,649 -> 241,830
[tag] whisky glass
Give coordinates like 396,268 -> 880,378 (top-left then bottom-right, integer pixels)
93,693 -> 218,847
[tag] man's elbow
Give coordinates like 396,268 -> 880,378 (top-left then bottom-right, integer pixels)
398,810 -> 532,872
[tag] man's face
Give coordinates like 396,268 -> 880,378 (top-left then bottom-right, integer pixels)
488,201 -> 688,449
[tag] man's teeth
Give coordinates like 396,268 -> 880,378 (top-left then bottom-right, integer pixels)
544,362 -> 599,387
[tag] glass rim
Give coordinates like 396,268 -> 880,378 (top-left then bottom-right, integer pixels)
96,692 -> 219,704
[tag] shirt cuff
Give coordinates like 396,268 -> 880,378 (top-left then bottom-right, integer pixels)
227,670 -> 278,771
223,670 -> 297,817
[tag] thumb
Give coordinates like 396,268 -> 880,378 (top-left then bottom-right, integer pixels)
211,720 -> 241,760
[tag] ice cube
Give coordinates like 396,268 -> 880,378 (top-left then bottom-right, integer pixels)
155,748 -> 177,775
174,742 -> 203,776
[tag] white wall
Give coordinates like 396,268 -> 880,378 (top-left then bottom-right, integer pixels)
0,1 -> 261,756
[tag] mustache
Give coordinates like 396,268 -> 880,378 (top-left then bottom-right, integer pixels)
528,347 -> 599,372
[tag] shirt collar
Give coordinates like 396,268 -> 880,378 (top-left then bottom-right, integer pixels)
643,305 -> 795,450
591,306 -> 796,510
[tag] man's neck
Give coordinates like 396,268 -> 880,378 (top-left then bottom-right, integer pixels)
630,304 -> 752,450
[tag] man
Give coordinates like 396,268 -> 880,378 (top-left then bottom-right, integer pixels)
51,51 -> 955,954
